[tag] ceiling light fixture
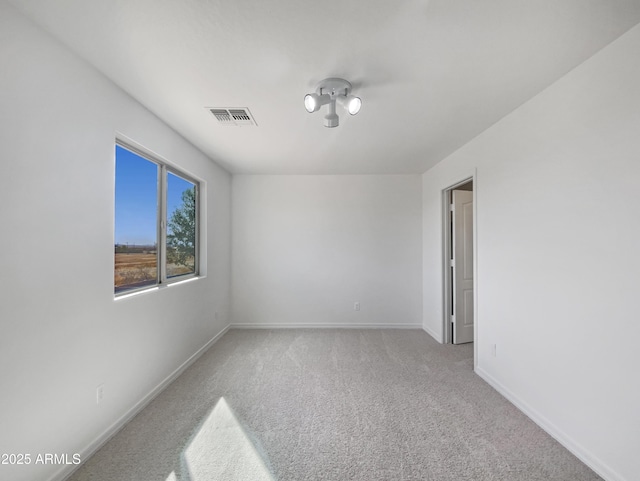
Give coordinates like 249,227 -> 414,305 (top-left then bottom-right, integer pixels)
304,78 -> 361,127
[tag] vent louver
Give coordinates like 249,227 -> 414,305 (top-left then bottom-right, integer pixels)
208,108 -> 257,126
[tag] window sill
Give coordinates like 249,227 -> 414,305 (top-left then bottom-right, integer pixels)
114,276 -> 202,301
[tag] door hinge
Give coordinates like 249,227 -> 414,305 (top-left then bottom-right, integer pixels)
449,204 -> 454,212
449,258 -> 455,267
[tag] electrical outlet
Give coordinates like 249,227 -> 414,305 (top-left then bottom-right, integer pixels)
96,384 -> 104,405
491,344 -> 497,357
354,302 -> 360,311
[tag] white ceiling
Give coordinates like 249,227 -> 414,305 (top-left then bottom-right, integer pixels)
9,0 -> 640,174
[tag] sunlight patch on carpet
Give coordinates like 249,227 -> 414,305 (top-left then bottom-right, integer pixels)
183,397 -> 273,481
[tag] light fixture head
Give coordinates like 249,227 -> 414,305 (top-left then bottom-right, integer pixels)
304,93 -> 331,113
337,94 -> 362,115
304,78 -> 361,127
324,100 -> 339,128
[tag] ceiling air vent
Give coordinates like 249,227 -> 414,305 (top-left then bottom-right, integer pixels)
208,107 -> 257,127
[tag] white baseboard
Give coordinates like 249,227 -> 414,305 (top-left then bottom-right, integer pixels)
50,324 -> 231,481
475,366 -> 624,481
230,323 -> 423,330
422,324 -> 442,343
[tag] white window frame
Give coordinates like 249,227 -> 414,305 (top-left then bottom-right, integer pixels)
115,139 -> 200,296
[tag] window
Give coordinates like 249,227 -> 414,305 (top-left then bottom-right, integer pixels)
115,141 -> 199,295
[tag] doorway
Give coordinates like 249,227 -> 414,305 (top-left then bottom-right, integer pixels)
443,179 -> 475,345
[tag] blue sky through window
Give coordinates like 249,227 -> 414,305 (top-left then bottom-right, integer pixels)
167,172 -> 194,224
115,146 -> 194,246
115,146 -> 157,246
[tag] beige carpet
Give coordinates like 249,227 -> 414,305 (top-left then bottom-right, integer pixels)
66,329 -> 601,481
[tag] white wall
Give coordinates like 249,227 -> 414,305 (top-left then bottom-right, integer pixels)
232,175 -> 422,328
0,4 -> 231,481
422,23 -> 640,481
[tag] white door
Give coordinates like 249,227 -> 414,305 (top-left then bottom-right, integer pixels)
452,190 -> 474,344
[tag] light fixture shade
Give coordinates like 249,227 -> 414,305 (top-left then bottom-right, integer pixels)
324,113 -> 339,128
304,93 -> 330,113
339,95 -> 361,115
324,100 -> 339,128
347,96 -> 361,115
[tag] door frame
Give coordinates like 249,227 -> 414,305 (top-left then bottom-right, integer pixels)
442,174 -> 478,364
